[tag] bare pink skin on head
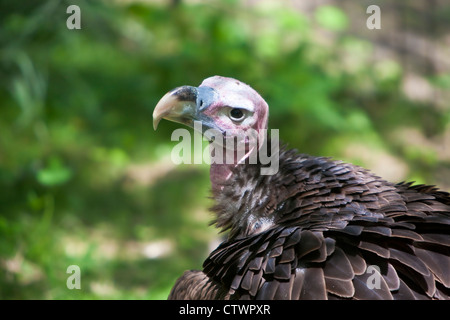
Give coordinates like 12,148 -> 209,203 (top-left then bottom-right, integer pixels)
199,76 -> 269,196
199,76 -> 268,132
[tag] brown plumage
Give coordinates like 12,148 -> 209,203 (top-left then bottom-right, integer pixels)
169,149 -> 450,300
153,76 -> 450,300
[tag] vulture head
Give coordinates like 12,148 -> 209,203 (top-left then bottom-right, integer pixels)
153,76 -> 270,194
153,75 -> 268,137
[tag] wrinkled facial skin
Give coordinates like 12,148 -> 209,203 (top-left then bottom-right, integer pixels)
197,77 -> 268,153
198,76 -> 268,135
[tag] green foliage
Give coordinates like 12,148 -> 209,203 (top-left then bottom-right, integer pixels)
0,0 -> 448,300
37,157 -> 73,187
315,5 -> 349,31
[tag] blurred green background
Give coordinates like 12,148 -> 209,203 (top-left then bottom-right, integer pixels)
1,0 -> 449,299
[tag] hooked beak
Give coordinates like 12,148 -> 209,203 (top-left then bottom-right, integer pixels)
153,86 -> 198,130
153,84 -> 221,138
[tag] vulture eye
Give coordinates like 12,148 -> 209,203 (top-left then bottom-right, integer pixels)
229,108 -> 245,122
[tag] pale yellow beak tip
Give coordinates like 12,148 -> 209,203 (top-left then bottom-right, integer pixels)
152,86 -> 198,131
152,91 -> 178,130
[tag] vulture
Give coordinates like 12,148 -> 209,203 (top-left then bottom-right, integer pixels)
153,76 -> 450,300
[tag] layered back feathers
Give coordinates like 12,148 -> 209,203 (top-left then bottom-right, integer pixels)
169,146 -> 450,300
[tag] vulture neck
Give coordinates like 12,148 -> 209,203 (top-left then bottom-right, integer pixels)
209,141 -> 259,197
210,163 -> 233,197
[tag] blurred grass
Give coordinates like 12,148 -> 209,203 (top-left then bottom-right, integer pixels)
0,0 -> 449,299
